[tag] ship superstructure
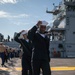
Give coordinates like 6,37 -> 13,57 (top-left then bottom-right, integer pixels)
47,0 -> 75,57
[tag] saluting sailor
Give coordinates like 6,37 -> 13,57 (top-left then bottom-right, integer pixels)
14,30 -> 33,75
28,21 -> 51,75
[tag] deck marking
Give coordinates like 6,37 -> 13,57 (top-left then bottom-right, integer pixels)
0,66 -> 75,71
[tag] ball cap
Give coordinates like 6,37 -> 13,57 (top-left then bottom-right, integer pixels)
40,21 -> 48,26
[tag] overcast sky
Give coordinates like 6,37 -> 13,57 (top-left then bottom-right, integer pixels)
0,0 -> 62,39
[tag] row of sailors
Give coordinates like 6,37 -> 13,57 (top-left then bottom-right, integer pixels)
0,42 -> 19,67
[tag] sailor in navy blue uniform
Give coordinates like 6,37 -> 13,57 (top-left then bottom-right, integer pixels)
14,30 -> 32,75
28,21 -> 51,75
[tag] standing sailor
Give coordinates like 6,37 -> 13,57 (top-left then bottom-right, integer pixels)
14,30 -> 32,75
0,42 -> 6,67
28,21 -> 51,75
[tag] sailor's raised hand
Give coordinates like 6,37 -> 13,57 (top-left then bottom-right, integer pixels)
36,21 -> 42,27
20,30 -> 25,33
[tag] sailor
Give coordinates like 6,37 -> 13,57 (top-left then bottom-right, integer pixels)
4,46 -> 9,63
0,42 -> 6,67
6,46 -> 11,60
14,30 -> 32,75
28,21 -> 51,75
